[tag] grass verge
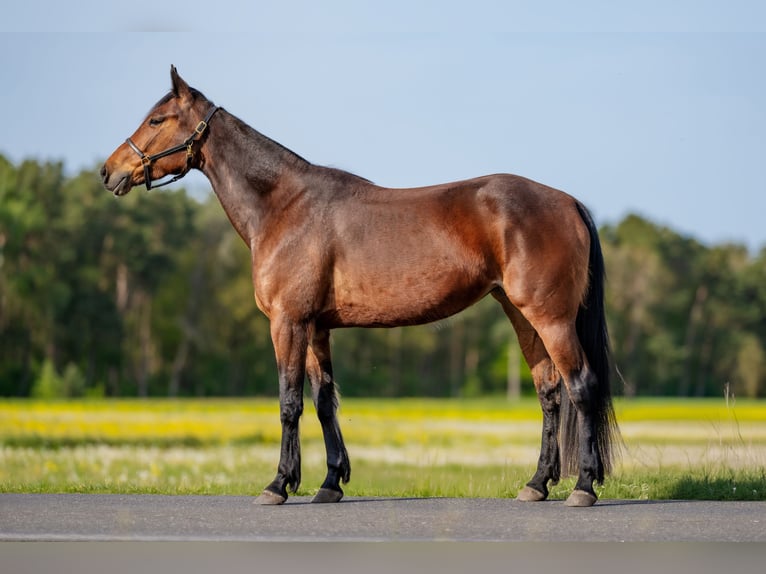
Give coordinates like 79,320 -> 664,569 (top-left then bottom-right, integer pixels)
1,397 -> 765,500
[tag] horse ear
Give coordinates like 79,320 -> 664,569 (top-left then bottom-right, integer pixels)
170,65 -> 191,98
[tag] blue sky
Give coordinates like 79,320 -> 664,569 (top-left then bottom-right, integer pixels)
2,1 -> 765,250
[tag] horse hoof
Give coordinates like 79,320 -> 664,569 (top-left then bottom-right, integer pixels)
565,490 -> 598,507
254,490 -> 287,505
516,486 -> 547,502
312,488 -> 344,503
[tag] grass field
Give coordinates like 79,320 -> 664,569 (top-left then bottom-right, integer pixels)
1,397 -> 765,500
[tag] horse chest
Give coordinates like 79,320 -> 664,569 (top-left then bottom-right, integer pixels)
251,258 -> 329,321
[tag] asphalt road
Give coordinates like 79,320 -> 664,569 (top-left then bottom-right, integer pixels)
3,495 -> 766,574
1,494 -> 765,542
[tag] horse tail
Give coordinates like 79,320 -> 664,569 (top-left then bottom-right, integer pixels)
559,202 -> 620,482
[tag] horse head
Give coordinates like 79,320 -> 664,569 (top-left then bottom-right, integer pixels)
101,66 -> 216,195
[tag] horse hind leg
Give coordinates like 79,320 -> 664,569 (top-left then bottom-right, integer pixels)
307,329 -> 351,503
561,364 -> 603,507
518,359 -> 563,502
491,290 -> 562,502
532,320 -> 603,507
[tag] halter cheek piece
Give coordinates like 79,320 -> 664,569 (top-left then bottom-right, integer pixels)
125,105 -> 219,190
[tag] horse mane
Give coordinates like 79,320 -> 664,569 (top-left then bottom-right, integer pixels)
311,163 -> 374,186
150,86 -> 373,189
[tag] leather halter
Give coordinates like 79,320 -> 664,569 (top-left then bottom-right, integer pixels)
125,105 -> 219,190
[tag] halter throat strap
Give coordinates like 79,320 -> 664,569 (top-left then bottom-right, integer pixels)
126,105 -> 219,190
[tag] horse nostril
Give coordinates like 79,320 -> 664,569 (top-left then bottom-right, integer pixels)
100,165 -> 108,181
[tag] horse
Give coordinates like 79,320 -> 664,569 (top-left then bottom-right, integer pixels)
101,66 -> 619,507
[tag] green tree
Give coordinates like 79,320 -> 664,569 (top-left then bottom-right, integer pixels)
1,156 -> 763,398
0,158 -> 69,395
601,214 -> 765,398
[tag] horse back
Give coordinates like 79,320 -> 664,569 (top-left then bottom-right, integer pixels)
292,172 -> 590,328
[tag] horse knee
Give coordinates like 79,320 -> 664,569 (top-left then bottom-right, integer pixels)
313,383 -> 338,420
280,397 -> 303,425
316,398 -> 337,424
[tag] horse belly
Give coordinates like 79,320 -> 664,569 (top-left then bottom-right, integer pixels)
324,254 -> 494,329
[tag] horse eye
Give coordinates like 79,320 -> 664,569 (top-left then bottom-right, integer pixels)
149,117 -> 165,126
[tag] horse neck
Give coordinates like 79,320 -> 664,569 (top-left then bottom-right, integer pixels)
198,108 -> 308,246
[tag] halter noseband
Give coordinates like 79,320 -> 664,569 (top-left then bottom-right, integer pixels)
125,105 -> 219,190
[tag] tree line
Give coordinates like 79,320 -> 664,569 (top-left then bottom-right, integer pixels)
1,156 -> 764,398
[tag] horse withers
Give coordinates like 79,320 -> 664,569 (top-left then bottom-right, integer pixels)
101,66 -> 619,507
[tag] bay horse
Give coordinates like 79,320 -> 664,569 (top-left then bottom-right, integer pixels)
101,66 -> 619,507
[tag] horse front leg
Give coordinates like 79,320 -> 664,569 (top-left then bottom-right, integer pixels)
307,329 -> 351,503
255,317 -> 309,505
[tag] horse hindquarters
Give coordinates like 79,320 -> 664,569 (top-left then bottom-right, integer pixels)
498,198 -> 618,506
546,203 -> 619,506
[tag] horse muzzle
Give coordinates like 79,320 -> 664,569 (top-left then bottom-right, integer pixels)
100,165 -> 133,197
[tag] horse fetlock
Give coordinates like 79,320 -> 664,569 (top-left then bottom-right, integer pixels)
286,469 -> 301,493
340,461 -> 351,484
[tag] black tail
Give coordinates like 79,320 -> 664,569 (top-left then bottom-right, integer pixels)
560,202 -> 620,481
